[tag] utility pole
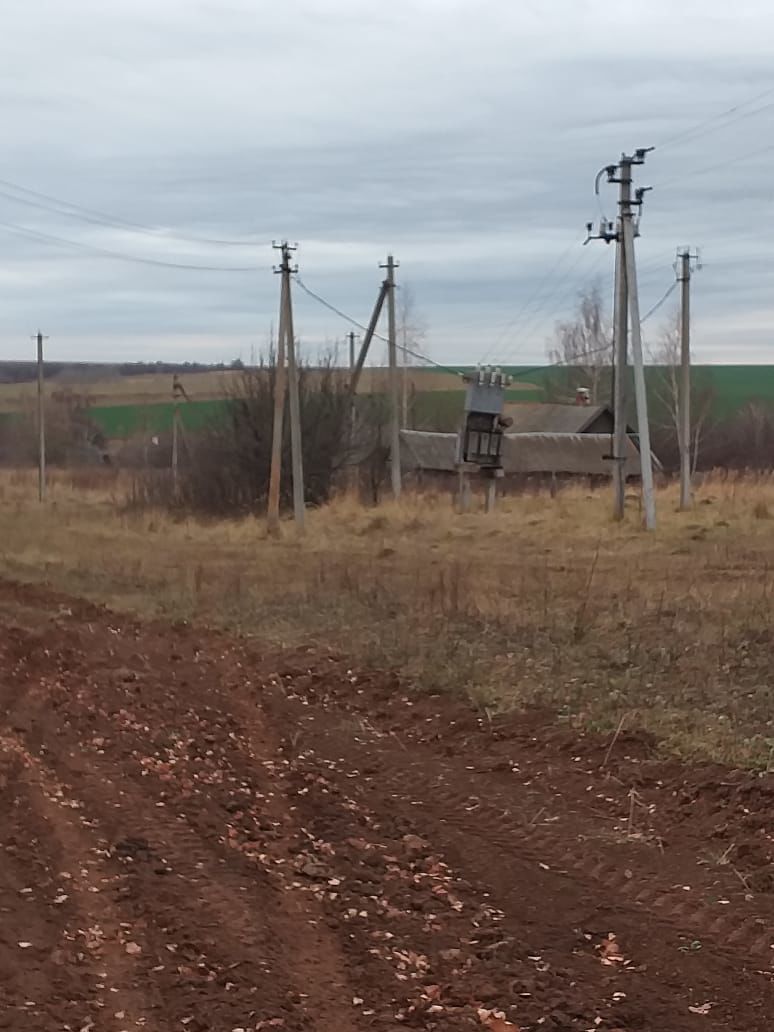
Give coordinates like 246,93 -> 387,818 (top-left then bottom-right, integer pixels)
171,374 -> 187,500
587,149 -> 657,530
611,159 -> 631,521
381,255 -> 401,498
33,331 -> 48,503
281,244 -> 305,531
267,244 -> 289,536
270,241 -> 305,532
347,330 -> 358,373
348,277 -> 390,458
676,247 -> 699,511
621,165 -> 656,531
349,280 -> 389,394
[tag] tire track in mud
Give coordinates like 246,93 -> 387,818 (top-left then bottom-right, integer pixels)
262,675 -> 774,962
0,624 -> 368,1032
260,686 -> 774,1030
2,579 -> 774,1031
0,732 -> 168,1031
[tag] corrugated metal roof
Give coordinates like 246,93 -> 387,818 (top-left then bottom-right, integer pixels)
399,430 -> 648,477
502,403 -> 610,434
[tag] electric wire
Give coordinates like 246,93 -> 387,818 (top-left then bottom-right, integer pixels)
655,141 -> 774,191
0,219 -> 257,272
0,175 -> 264,247
292,274 -> 466,377
639,281 -> 678,324
657,85 -> 774,151
477,237 -> 588,365
491,246 -> 612,368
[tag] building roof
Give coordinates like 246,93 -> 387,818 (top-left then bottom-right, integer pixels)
502,402 -> 611,434
399,429 -> 650,477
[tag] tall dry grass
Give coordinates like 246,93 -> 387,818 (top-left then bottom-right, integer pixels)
1,469 -> 774,768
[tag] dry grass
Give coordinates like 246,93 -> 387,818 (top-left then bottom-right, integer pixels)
0,371 -> 242,410
1,468 -> 774,769
0,367 -> 514,413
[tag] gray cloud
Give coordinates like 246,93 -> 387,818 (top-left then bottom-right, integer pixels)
0,0 -> 772,366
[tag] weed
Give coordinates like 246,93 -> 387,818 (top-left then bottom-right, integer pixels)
0,470 -> 773,766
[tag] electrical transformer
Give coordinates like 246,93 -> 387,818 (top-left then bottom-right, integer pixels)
457,367 -> 512,470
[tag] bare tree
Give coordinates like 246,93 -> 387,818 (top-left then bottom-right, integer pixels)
397,285 -> 427,429
648,312 -> 714,474
547,283 -> 613,403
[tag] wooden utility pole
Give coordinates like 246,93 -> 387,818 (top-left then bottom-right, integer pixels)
677,247 -> 697,511
34,331 -> 48,503
267,244 -> 290,536
171,404 -> 179,496
611,159 -> 631,521
381,255 -> 401,498
171,374 -> 187,500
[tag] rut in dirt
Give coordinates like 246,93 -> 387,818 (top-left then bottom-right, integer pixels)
0,578 -> 772,1032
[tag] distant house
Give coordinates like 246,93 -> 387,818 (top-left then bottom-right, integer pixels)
502,401 -> 616,436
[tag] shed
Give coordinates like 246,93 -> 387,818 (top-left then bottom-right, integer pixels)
398,429 -> 652,479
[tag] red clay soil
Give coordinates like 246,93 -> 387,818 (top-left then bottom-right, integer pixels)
0,579 -> 772,1032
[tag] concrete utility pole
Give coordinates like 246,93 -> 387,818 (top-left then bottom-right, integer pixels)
270,241 -> 305,533
621,188 -> 656,530
349,280 -> 389,394
348,278 -> 390,452
484,477 -> 497,514
283,245 -> 305,531
34,331 -> 48,503
611,158 -> 631,521
347,330 -> 357,373
267,244 -> 289,536
676,247 -> 699,511
588,149 -> 657,530
381,254 -> 401,498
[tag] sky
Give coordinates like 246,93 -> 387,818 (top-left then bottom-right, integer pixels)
0,0 -> 772,367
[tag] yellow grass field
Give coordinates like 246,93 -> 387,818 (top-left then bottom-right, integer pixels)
0,367 -> 541,413
0,469 -> 772,768
0,370 -> 244,411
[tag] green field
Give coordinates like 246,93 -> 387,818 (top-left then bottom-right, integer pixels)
88,399 -> 231,438
505,365 -> 774,420
3,364 -> 774,441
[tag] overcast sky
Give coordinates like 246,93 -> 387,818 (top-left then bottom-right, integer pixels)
0,0 -> 772,367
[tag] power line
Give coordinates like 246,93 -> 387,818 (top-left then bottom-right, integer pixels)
656,141 -> 774,191
478,237 -> 586,364
503,339 -> 614,381
640,281 -> 677,323
292,274 -> 465,377
0,219 -> 257,272
0,176 -> 264,248
293,275 -> 388,342
658,85 -> 774,152
491,246 -> 611,368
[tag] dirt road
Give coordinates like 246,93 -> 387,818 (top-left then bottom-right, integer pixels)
0,579 -> 772,1031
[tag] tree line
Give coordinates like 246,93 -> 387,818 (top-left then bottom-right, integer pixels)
546,283 -> 774,472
